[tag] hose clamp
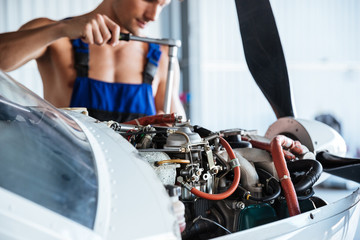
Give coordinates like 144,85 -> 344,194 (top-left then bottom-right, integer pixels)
229,158 -> 240,169
279,175 -> 290,182
181,182 -> 193,191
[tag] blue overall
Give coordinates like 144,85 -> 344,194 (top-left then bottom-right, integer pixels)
69,39 -> 162,123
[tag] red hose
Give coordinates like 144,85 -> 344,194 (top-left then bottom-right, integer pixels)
122,113 -> 177,126
242,135 -> 301,216
190,137 -> 240,200
271,135 -> 301,216
243,137 -> 296,160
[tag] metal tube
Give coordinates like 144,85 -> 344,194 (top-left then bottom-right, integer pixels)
128,35 -> 181,48
120,33 -> 181,114
164,46 -> 178,113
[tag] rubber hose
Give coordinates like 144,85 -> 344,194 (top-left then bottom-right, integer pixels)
123,113 -> 177,126
286,159 -> 323,193
190,137 -> 240,200
250,168 -> 281,202
270,135 -> 301,216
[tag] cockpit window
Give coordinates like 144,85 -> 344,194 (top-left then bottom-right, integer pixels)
0,71 -> 98,229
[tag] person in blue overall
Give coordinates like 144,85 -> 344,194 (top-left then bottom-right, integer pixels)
0,0 -> 186,122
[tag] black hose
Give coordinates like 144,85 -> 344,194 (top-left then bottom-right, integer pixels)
257,168 -> 281,199
239,168 -> 281,202
286,159 -> 323,194
193,125 -> 213,137
296,188 -> 315,201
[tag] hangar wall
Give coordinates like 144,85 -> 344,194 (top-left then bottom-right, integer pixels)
187,0 -> 360,157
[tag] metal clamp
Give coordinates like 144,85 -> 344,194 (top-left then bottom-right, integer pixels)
181,181 -> 193,191
229,158 -> 240,169
279,175 -> 290,182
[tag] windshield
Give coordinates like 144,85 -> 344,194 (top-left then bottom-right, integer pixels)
0,71 -> 98,229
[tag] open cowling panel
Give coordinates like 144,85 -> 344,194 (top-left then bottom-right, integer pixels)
109,113 -> 347,239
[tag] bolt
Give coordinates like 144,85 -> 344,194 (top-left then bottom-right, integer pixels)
236,202 -> 245,209
177,176 -> 184,183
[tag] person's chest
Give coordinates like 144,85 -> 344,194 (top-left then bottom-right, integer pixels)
40,40 -> 162,107
88,42 -> 148,85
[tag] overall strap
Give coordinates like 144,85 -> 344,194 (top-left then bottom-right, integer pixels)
143,43 -> 162,84
71,39 -> 89,78
71,40 -> 161,82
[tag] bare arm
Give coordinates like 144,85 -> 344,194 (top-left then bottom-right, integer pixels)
0,14 -> 120,72
0,19 -> 63,71
155,55 -> 187,120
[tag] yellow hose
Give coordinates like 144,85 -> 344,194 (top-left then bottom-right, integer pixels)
156,159 -> 190,165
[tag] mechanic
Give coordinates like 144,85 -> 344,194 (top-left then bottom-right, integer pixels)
0,0 -> 186,122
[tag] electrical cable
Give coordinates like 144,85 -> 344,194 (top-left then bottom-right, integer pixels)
191,216 -> 231,234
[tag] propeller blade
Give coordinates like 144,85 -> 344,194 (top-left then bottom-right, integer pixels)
316,151 -> 360,183
235,0 -> 295,118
